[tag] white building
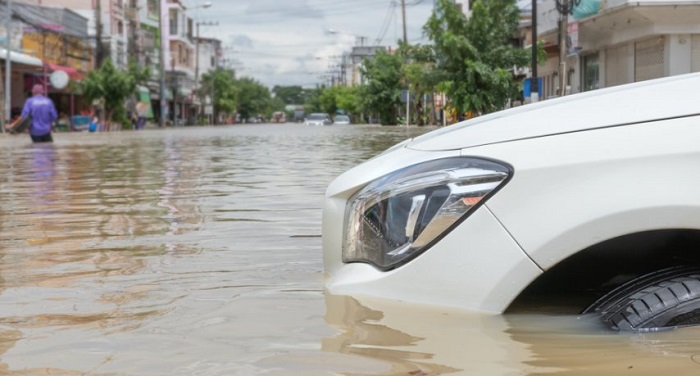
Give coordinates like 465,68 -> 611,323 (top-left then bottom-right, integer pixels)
533,0 -> 700,99
193,36 -> 221,122
160,0 -> 195,124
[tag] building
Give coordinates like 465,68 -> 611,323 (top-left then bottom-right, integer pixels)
16,0 -> 130,69
0,2 -> 93,120
346,46 -> 388,86
13,0 -> 219,126
131,0 -> 160,122
531,0 -> 700,99
193,36 -> 222,122
161,0 -> 195,125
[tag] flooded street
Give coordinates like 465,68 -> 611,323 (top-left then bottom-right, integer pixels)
1,124 -> 700,375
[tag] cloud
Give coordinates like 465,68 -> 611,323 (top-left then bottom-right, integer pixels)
188,0 -> 435,88
231,35 -> 254,49
243,0 -> 325,19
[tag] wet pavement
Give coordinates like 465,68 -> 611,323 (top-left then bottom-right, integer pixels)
1,124 -> 700,375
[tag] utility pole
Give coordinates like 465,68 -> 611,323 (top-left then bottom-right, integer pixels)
3,0 -> 12,132
340,55 -> 346,86
555,0 -> 580,97
159,0 -> 166,127
559,5 -> 567,97
531,0 -> 538,102
95,0 -> 104,68
401,0 -> 407,44
171,59 -> 176,125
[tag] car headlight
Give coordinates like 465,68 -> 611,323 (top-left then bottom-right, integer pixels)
343,157 -> 512,270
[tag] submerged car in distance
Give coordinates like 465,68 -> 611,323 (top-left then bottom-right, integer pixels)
304,113 -> 332,126
322,73 -> 700,332
333,115 -> 351,125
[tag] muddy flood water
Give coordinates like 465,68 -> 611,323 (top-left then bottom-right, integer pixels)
2,124 -> 700,375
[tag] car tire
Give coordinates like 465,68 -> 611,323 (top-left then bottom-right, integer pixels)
583,266 -> 700,331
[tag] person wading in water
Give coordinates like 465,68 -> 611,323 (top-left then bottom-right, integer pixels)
5,84 -> 58,143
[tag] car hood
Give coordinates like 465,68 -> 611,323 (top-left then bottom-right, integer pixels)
407,73 -> 700,151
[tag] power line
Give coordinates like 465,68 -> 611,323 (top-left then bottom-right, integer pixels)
374,0 -> 396,46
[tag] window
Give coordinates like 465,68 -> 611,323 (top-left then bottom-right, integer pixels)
142,28 -> 156,50
147,0 -> 158,19
583,53 -> 599,92
169,9 -> 178,35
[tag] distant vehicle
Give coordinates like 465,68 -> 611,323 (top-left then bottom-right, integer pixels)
304,113 -> 332,126
271,111 -> 287,123
293,110 -> 305,122
333,115 -> 351,125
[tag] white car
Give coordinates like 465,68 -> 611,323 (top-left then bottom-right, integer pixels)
333,115 -> 351,125
323,73 -> 700,332
304,113 -> 332,126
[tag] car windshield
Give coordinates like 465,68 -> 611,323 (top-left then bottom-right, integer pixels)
334,116 -> 350,122
308,114 -> 327,120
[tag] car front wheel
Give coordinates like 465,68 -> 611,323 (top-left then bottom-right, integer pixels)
583,266 -> 700,331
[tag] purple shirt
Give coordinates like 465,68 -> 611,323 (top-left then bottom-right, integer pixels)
21,95 -> 58,136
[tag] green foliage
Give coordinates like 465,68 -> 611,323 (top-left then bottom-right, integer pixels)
235,77 -> 271,120
302,85 -> 363,121
127,58 -> 151,87
200,69 -> 238,121
319,86 -> 341,115
334,86 -> 362,117
398,42 -> 439,125
425,0 -> 530,115
272,85 -> 307,105
304,86 -> 323,113
266,96 -> 287,118
78,59 -> 139,126
360,50 -> 403,125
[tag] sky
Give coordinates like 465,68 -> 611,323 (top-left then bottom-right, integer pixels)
184,0 -> 436,88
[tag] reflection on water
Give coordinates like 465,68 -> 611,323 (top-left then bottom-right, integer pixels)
323,294 -> 521,375
1,124 -> 700,375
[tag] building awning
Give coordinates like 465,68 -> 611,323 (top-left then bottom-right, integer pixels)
0,48 -> 42,67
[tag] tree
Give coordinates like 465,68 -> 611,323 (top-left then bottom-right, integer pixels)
319,85 -> 339,116
425,0 -> 530,116
399,42 -> 438,125
200,69 -> 238,123
304,86 -> 324,113
272,85 -> 306,105
315,85 -> 363,121
236,77 -> 270,121
334,86 -> 362,119
77,59 -> 140,127
360,50 -> 403,125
